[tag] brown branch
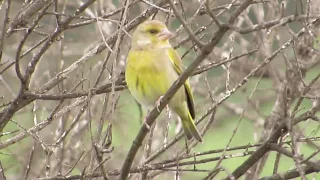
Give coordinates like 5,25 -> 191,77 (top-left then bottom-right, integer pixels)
224,99 -> 320,180
7,0 -> 52,36
0,101 -> 63,149
199,0 -> 270,15
169,0 -> 205,48
0,0 -> 10,64
258,163 -> 320,180
228,15 -> 320,34
223,17 -> 320,180
269,144 -> 320,170
0,161 -> 5,180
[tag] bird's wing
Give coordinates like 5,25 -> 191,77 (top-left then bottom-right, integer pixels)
167,48 -> 195,119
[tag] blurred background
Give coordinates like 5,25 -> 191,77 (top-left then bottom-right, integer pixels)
0,0 -> 320,179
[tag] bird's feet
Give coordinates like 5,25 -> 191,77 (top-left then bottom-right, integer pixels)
155,96 -> 164,112
143,117 -> 151,130
155,96 -> 170,115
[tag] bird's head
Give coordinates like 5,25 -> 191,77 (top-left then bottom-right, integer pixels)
131,20 -> 174,50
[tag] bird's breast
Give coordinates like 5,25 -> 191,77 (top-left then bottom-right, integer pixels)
126,49 -> 177,108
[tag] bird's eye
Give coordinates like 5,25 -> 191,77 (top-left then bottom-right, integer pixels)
149,29 -> 158,34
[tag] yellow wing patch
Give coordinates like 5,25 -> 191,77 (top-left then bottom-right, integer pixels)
167,48 -> 195,119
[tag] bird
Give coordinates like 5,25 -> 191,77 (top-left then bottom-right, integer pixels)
125,20 -> 203,142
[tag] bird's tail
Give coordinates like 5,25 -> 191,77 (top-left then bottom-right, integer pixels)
181,112 -> 203,142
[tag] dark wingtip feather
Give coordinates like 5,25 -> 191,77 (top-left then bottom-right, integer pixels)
185,87 -> 195,119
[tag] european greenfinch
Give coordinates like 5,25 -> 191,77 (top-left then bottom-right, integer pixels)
125,20 -> 203,142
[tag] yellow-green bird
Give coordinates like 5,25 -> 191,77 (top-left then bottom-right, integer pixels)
125,20 -> 203,142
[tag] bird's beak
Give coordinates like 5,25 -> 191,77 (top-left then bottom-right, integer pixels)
158,29 -> 174,41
